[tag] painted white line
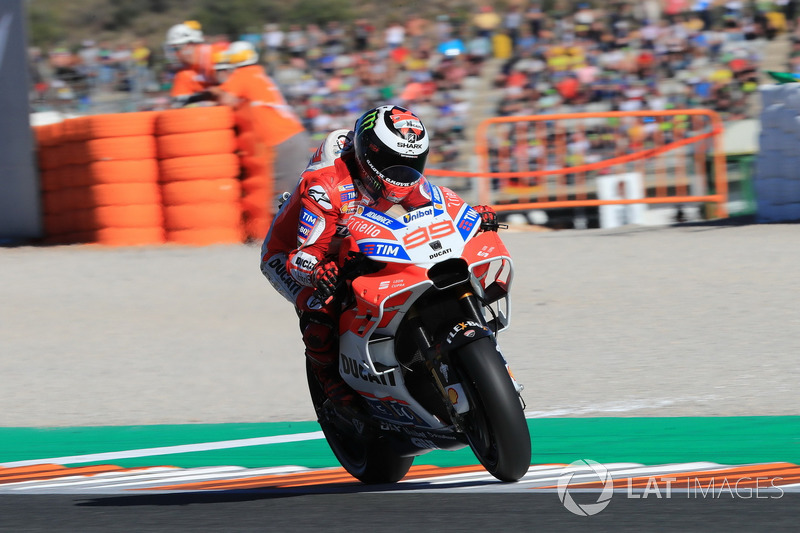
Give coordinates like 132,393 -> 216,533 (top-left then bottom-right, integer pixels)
2,467 -> 181,489
402,472 -> 494,484
0,431 -> 325,468
96,466 -> 311,490
8,466 -> 312,491
7,466 -> 241,490
524,396 -> 718,418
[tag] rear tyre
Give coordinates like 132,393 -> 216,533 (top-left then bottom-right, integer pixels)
456,337 -> 531,482
306,361 -> 413,484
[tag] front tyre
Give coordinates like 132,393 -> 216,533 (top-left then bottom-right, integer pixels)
456,337 -> 531,481
306,361 -> 413,484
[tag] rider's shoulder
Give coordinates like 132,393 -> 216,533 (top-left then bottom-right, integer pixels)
306,128 -> 354,172
298,165 -> 351,211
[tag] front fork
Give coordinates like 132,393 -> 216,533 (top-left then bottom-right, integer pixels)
452,289 -> 524,399
404,287 -> 494,428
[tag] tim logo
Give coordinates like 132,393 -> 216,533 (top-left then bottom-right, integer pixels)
457,208 -> 479,235
360,242 -> 401,257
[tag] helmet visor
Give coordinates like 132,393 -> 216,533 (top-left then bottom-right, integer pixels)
376,166 -> 423,204
381,166 -> 423,187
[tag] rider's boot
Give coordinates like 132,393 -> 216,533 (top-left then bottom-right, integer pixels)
303,311 -> 357,408
308,354 -> 356,408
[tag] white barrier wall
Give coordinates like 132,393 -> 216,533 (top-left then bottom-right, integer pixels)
756,84 -> 800,222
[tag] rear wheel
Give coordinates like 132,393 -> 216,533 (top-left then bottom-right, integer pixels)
456,337 -> 531,481
306,361 -> 413,484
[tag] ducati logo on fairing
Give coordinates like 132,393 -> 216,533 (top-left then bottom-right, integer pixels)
341,354 -> 397,386
428,248 -> 452,259
429,240 -> 442,251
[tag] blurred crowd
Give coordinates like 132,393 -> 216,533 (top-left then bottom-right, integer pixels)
262,16 -> 485,168
491,0 -> 796,122
29,40 -> 157,107
28,1 -> 800,170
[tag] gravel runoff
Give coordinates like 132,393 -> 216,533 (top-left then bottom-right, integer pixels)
0,223 -> 797,427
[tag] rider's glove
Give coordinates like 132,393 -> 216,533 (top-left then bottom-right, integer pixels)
311,260 -> 339,304
474,205 -> 500,232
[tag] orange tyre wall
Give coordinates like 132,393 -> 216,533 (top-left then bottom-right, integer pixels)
233,105 -> 274,242
156,107 -> 243,245
36,112 -> 165,246
33,105 -> 277,247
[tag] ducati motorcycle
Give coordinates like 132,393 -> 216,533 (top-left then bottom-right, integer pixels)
307,184 -> 531,483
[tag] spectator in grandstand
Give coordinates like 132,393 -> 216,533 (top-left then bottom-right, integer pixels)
472,4 -> 502,39
131,40 -> 152,94
262,23 -> 285,67
385,20 -> 406,50
77,41 -> 100,90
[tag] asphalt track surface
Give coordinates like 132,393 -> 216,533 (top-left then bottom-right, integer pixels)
1,220 -> 799,530
1,493 -> 799,532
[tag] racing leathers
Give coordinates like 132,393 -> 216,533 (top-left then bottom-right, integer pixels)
260,145 -> 432,404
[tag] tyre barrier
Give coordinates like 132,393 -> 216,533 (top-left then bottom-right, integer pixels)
155,106 -> 235,136
234,105 -> 273,242
156,107 -> 243,246
33,106 -> 275,247
36,111 -> 165,246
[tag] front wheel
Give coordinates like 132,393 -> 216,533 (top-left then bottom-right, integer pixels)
456,337 -> 531,482
306,361 -> 413,484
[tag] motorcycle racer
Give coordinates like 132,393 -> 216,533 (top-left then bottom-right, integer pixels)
260,105 -> 498,406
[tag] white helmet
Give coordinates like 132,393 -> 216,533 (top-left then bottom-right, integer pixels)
227,41 -> 258,68
213,52 -> 233,71
165,21 -> 204,45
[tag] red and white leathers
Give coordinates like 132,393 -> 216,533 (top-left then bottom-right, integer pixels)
260,152 -> 433,307
259,135 -> 432,375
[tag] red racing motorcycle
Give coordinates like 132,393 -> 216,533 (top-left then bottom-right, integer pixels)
307,183 -> 531,483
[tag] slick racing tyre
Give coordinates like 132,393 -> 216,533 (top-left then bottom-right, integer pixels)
306,361 -> 413,484
456,336 -> 531,482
